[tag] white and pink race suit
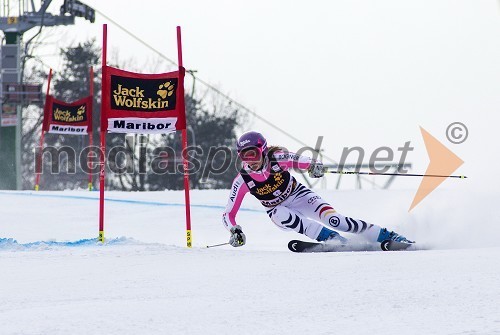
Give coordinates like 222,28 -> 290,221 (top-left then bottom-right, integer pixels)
222,149 -> 382,242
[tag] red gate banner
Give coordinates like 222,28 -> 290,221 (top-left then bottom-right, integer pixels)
36,68 -> 95,191
101,66 -> 186,134
42,95 -> 93,135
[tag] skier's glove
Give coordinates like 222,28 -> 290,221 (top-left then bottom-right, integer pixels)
308,161 -> 325,178
229,225 -> 246,247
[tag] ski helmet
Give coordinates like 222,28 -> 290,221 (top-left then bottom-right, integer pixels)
236,131 -> 268,162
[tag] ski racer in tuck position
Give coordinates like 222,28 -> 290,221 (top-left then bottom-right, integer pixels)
222,131 -> 415,251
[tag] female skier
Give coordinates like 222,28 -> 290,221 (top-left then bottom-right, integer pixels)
222,131 -> 414,250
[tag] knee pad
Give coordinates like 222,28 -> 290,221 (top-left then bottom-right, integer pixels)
269,206 -> 291,223
269,206 -> 303,232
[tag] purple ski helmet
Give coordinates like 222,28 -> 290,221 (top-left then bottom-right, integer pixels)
236,131 -> 268,162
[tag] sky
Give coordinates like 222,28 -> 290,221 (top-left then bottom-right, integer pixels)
11,0 -> 500,193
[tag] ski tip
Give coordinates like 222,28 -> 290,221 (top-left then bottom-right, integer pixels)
288,240 -> 301,252
380,239 -> 415,251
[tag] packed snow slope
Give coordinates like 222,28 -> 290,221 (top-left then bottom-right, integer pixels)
0,188 -> 499,335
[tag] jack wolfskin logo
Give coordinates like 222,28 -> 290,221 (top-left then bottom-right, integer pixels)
52,102 -> 87,123
111,75 -> 177,112
77,106 -> 85,116
157,82 -> 175,99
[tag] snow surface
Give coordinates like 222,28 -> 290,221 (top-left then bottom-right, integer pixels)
1,189 -> 499,335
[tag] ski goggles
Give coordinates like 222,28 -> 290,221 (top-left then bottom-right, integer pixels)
238,147 -> 264,163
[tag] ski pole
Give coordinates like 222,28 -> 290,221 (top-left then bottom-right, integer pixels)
324,170 -> 467,179
206,242 -> 230,248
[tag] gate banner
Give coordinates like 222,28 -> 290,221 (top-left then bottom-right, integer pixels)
42,95 -> 93,135
101,66 -> 186,134
98,24 -> 191,248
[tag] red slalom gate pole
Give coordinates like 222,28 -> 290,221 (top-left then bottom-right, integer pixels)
88,66 -> 94,191
35,68 -> 52,191
181,129 -> 192,247
177,26 -> 192,248
35,131 -> 45,191
98,24 -> 108,243
98,129 -> 105,243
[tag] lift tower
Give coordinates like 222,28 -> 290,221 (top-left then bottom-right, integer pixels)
0,0 -> 94,189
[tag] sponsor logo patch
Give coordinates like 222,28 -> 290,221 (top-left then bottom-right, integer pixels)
308,195 -> 321,204
108,117 -> 178,134
49,125 -> 87,134
328,216 -> 341,227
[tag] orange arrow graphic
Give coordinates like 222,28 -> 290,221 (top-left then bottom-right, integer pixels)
409,127 -> 464,211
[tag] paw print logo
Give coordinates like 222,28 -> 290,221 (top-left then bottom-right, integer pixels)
77,106 -> 86,115
157,82 -> 175,99
274,173 -> 282,182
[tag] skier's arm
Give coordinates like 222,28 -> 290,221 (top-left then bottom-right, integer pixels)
274,150 -> 324,178
222,174 -> 249,232
273,150 -> 314,170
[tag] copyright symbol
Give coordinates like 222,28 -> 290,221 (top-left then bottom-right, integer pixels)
446,122 -> 468,144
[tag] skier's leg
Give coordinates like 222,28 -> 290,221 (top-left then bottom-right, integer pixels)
306,192 -> 414,243
267,205 -> 331,241
312,206 -> 414,244
314,206 -> 382,242
286,186 -> 397,243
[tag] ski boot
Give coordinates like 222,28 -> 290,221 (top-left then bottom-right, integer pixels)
316,227 -> 348,245
377,228 -> 415,251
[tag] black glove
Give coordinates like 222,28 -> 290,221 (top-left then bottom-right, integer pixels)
229,225 -> 246,247
308,161 -> 325,178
